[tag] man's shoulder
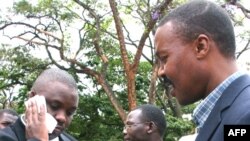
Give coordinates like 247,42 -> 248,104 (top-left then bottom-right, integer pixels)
0,126 -> 18,140
233,74 -> 250,96
226,73 -> 250,97
220,74 -> 250,120
60,132 -> 78,141
0,117 -> 25,141
235,73 -> 250,85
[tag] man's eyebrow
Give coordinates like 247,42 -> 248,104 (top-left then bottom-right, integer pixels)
1,121 -> 12,124
126,121 -> 133,124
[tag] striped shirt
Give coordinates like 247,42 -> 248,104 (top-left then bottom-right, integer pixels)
192,71 -> 244,132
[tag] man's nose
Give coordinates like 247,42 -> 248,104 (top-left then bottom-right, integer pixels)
157,64 -> 165,77
123,126 -> 127,134
54,110 -> 66,124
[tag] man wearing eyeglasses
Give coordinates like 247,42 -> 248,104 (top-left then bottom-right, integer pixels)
123,104 -> 167,141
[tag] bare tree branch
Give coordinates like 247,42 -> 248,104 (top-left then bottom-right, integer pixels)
236,39 -> 250,59
222,0 -> 250,19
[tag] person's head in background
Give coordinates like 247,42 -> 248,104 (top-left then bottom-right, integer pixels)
123,104 -> 166,141
155,0 -> 237,105
29,68 -> 79,139
0,109 -> 18,129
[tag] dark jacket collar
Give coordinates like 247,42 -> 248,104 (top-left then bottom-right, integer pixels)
10,117 -> 71,141
195,74 -> 250,141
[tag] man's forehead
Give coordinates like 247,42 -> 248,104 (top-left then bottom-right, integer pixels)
127,109 -> 142,120
155,22 -> 176,49
1,113 -> 17,121
156,21 -> 175,35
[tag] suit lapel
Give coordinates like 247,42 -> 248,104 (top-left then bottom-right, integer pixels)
196,75 -> 250,141
10,117 -> 27,141
59,132 -> 70,141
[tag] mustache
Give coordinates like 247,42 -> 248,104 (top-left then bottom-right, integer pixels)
162,76 -> 173,88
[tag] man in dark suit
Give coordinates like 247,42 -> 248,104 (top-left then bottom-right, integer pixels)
0,68 -> 78,141
154,0 -> 250,141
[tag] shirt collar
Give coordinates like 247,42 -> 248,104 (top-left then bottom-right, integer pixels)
192,71 -> 244,132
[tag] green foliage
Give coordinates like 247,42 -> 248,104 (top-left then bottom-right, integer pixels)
13,0 -> 33,14
68,94 -> 124,140
0,45 -> 49,111
182,103 -> 198,114
165,115 -> 195,141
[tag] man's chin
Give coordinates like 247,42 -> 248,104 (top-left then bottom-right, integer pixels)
49,132 -> 61,140
49,126 -> 64,139
124,137 -> 131,141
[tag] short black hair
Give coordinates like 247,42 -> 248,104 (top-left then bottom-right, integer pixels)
32,68 -> 78,93
134,104 -> 166,137
0,109 -> 18,118
158,0 -> 235,59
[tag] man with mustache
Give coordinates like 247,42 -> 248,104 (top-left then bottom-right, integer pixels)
0,68 -> 78,141
123,104 -> 166,141
154,0 -> 250,141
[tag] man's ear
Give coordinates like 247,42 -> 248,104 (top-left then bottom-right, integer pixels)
28,91 -> 36,98
194,34 -> 210,59
146,121 -> 157,134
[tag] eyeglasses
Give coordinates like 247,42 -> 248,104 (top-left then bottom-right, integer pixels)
123,122 -> 150,130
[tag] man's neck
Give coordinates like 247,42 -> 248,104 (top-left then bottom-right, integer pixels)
148,134 -> 163,141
